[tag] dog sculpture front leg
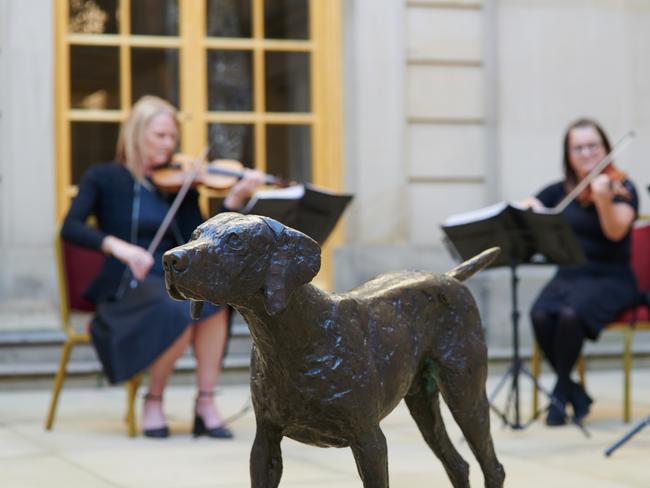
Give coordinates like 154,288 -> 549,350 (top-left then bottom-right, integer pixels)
250,422 -> 283,488
350,427 -> 389,488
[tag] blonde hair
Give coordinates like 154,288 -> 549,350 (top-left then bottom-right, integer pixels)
115,95 -> 179,178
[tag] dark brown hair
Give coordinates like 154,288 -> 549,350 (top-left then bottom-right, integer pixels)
562,118 -> 612,187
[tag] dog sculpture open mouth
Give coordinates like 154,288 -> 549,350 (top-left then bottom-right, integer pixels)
164,272 -> 205,320
165,279 -> 185,301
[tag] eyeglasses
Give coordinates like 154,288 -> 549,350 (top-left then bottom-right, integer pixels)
570,142 -> 602,155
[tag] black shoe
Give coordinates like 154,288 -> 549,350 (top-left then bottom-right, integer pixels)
144,425 -> 170,438
545,403 -> 567,426
143,393 -> 170,438
192,414 -> 233,439
193,390 -> 234,439
570,381 -> 593,422
546,382 -> 569,426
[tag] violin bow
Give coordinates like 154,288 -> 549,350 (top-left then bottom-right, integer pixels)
147,147 -> 209,256
554,131 -> 635,213
127,147 -> 209,289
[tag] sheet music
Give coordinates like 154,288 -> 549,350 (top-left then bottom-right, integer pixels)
443,201 -> 558,227
242,184 -> 306,214
240,183 -> 353,245
441,201 -> 583,267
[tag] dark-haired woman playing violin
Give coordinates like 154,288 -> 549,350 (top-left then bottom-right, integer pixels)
521,118 -> 639,426
61,95 -> 264,438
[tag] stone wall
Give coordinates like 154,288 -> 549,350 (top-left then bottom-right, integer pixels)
336,0 -> 650,352
0,1 -> 58,331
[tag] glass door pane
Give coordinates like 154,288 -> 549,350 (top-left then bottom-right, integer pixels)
71,122 -> 121,184
70,46 -> 121,109
266,124 -> 311,182
206,0 -> 252,38
68,0 -> 119,34
131,48 -> 180,106
131,0 -> 179,36
207,51 -> 254,111
264,0 -> 309,39
208,124 -> 255,167
265,51 -> 310,112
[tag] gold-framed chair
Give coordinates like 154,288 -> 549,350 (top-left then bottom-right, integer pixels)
45,229 -> 142,436
531,221 -> 650,423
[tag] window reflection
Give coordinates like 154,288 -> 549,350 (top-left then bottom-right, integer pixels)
70,45 -> 120,109
131,0 -> 178,36
266,124 -> 311,182
208,124 -> 255,168
265,52 -> 310,112
207,0 -> 252,38
71,122 -> 120,184
68,0 -> 118,34
131,48 -> 180,107
207,50 -> 253,111
265,0 -> 309,39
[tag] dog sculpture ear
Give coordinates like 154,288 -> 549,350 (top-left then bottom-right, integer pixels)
263,226 -> 321,316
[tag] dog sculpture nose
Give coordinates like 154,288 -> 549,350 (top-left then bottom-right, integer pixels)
163,249 -> 189,273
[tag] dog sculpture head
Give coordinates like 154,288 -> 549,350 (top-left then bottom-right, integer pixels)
163,213 -> 321,315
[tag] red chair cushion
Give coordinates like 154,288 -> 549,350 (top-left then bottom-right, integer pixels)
631,223 -> 650,291
613,305 -> 650,324
62,241 -> 105,312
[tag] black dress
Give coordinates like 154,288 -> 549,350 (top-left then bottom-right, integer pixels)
530,180 -> 639,340
61,162 -> 220,383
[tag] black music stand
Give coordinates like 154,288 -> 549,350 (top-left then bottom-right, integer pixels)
605,415 -> 650,456
243,183 -> 353,245
442,203 -> 588,432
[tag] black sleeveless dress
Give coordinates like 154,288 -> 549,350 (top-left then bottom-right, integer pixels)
530,180 -> 639,340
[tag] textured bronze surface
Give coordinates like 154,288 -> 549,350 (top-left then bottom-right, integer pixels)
164,213 -> 505,488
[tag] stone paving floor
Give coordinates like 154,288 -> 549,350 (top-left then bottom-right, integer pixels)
1,369 -> 649,487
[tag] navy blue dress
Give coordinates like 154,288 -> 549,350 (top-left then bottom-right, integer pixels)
531,180 -> 639,339
62,162 -> 220,383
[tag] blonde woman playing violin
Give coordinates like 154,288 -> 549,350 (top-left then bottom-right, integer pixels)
62,95 -> 265,438
522,118 -> 639,426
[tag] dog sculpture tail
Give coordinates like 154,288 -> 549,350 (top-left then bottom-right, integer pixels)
445,247 -> 500,282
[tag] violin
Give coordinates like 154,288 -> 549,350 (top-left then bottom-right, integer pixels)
152,153 -> 283,192
128,148 -> 282,288
575,164 -> 629,206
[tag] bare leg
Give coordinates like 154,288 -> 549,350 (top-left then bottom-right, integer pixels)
143,326 -> 192,430
193,308 -> 229,428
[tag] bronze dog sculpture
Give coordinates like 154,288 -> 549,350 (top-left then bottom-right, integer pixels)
163,213 -> 505,488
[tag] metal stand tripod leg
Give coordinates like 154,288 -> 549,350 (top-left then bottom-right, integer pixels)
605,415 -> 650,457
488,264 -> 526,429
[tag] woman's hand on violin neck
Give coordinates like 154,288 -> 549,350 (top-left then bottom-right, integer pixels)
222,168 -> 266,211
101,236 -> 154,281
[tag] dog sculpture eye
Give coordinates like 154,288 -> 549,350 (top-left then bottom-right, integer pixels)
224,232 -> 245,251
